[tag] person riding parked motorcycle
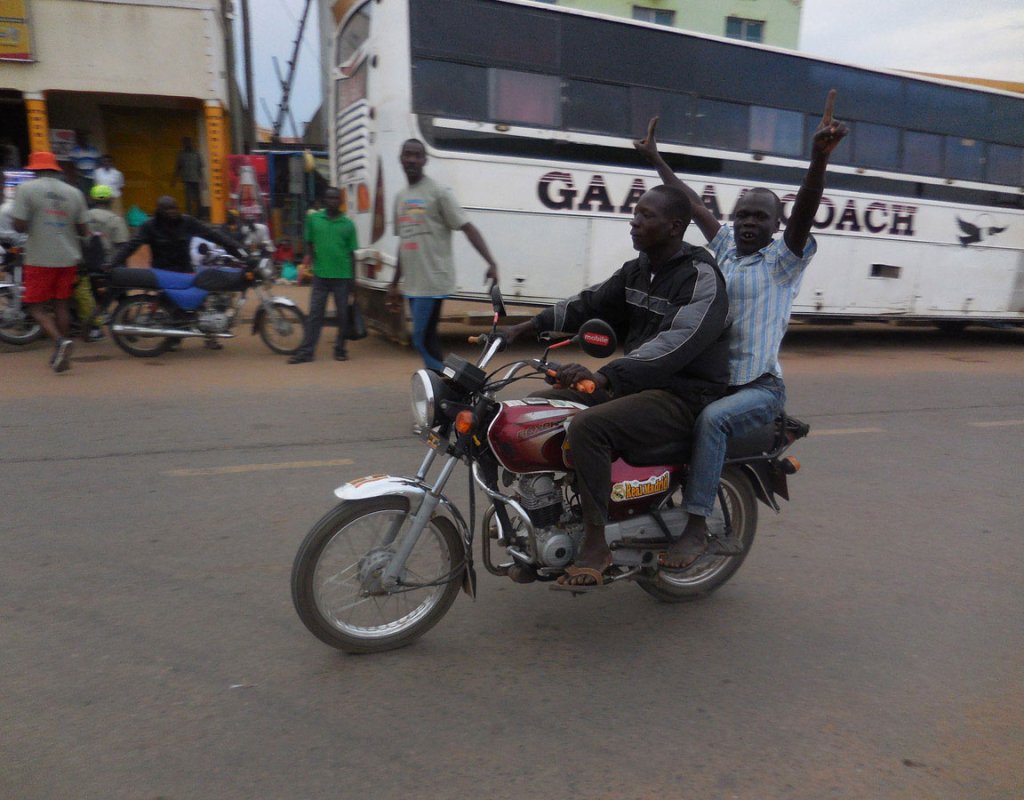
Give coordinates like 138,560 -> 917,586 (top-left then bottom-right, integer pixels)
501,184 -> 730,590
109,196 -> 245,273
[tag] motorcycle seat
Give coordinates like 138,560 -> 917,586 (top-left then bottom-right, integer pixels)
194,267 -> 246,291
109,267 -> 160,289
622,418 -> 782,467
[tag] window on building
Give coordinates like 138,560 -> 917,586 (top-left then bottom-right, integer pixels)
632,6 -> 676,26
725,17 -> 764,43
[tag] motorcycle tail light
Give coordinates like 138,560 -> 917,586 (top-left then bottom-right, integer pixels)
455,410 -> 476,434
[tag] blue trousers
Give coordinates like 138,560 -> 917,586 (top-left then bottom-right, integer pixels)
297,276 -> 351,359
408,296 -> 445,371
683,373 -> 786,517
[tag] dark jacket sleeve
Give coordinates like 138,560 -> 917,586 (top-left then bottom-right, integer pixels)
532,268 -> 630,335
110,220 -> 152,267
598,259 -> 728,397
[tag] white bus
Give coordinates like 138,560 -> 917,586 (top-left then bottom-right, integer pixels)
329,0 -> 1024,332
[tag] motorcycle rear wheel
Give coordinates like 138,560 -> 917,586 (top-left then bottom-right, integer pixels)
0,286 -> 43,345
291,497 -> 463,654
636,466 -> 757,603
257,304 -> 306,354
110,295 -> 174,358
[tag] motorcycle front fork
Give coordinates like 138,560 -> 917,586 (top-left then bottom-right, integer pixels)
378,448 -> 457,590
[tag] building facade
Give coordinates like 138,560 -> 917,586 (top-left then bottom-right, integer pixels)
0,0 -> 232,222
535,0 -> 802,48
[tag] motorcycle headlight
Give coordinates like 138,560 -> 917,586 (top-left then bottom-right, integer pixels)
411,369 -> 448,429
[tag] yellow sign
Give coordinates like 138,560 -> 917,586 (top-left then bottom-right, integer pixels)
0,0 -> 33,61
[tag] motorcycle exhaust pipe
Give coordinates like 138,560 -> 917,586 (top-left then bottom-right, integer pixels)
110,325 -> 236,339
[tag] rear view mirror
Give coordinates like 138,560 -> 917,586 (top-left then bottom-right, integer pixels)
490,284 -> 507,318
576,319 -> 617,358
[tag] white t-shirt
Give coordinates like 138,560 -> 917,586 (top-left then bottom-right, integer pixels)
93,166 -> 125,197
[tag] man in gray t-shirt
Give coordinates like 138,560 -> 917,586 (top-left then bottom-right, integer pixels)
386,138 -> 499,371
11,151 -> 89,372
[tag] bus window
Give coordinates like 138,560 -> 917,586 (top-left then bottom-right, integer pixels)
412,60 -> 488,120
852,122 -> 899,171
489,69 -> 561,127
566,80 -> 631,137
695,98 -> 747,152
336,4 -> 372,67
749,106 -> 803,157
904,131 -> 943,177
986,144 -> 1023,186
945,137 -> 984,182
631,88 -> 693,145
905,81 -> 989,139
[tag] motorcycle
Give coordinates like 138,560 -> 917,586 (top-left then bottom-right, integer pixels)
0,238 -> 114,345
0,240 -> 43,345
291,287 -> 809,654
107,248 -> 306,357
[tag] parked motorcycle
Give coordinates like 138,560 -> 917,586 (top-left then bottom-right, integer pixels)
108,249 -> 306,357
291,287 -> 808,654
0,240 -> 43,345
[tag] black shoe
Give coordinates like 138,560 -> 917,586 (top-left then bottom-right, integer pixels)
204,339 -> 224,350
334,353 -> 348,361
288,354 -> 313,364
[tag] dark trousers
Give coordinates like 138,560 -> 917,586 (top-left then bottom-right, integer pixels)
297,276 -> 351,359
538,387 -> 697,527
183,182 -> 201,217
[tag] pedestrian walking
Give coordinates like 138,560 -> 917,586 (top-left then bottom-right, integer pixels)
288,187 -> 358,364
11,151 -> 90,372
386,139 -> 498,371
93,154 -> 126,216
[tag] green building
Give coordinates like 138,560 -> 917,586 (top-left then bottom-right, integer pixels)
535,0 -> 802,48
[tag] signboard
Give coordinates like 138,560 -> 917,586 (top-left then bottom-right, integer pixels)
0,0 -> 33,62
49,129 -> 76,159
3,168 -> 33,202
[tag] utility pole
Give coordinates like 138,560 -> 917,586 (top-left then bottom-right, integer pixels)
221,0 -> 243,153
240,0 -> 257,149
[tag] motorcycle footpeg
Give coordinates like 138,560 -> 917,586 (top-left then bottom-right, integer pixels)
706,533 -> 744,556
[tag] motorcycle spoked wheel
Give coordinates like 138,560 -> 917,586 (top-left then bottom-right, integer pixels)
0,285 -> 43,345
636,466 -> 758,603
257,304 -> 306,354
291,497 -> 463,654
110,295 -> 175,358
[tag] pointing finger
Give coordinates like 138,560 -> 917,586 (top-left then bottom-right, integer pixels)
647,116 -> 659,141
823,89 -> 836,125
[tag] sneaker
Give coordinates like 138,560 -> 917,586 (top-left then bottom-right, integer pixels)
334,353 -> 348,361
86,327 -> 105,342
52,338 -> 74,373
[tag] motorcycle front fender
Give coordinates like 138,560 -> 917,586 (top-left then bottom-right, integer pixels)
251,296 -> 300,334
334,474 -> 471,551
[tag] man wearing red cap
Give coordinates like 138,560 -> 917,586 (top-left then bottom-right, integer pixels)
12,151 -> 90,372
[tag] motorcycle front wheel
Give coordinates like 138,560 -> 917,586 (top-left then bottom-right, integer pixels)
0,286 -> 43,345
110,295 -> 174,358
257,304 -> 306,354
636,466 -> 758,603
291,497 -> 463,654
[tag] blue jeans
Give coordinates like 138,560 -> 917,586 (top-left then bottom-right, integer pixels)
408,296 -> 445,371
296,276 -> 351,359
683,374 -> 786,517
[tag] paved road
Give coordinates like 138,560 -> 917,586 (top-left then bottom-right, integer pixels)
2,323 -> 1022,799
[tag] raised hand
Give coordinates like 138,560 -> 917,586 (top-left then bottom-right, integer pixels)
812,89 -> 848,157
633,116 -> 660,163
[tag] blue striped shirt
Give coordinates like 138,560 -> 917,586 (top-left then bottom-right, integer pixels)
709,224 -> 816,385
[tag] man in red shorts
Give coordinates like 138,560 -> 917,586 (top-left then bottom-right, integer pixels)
12,151 -> 89,372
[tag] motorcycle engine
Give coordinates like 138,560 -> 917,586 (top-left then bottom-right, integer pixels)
197,311 -> 230,333
516,473 -> 579,568
534,523 -> 583,569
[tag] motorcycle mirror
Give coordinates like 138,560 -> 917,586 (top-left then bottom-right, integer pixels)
575,319 -> 617,359
489,283 -> 507,319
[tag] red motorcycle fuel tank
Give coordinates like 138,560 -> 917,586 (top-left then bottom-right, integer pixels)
488,398 -> 581,473
488,398 -> 684,520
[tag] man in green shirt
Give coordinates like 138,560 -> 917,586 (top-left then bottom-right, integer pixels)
289,187 -> 359,363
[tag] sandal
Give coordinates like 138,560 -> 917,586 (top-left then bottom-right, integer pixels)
551,563 -> 615,593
